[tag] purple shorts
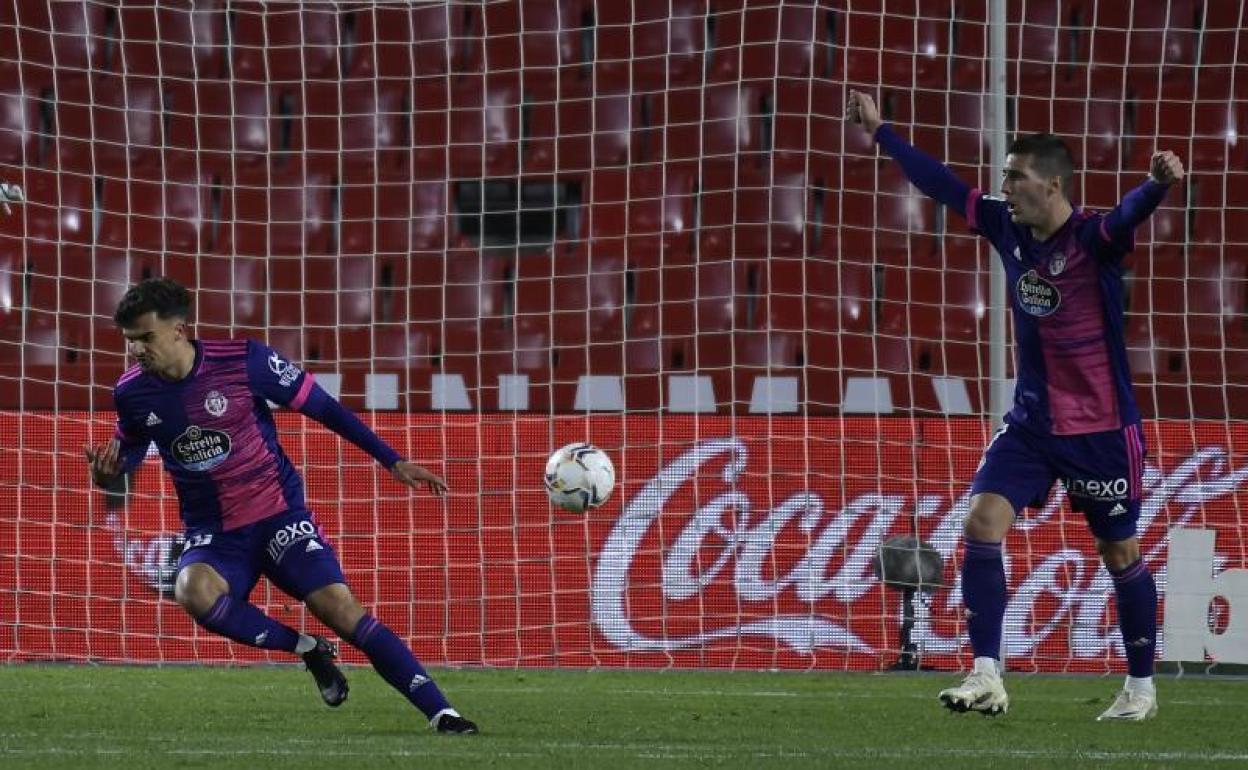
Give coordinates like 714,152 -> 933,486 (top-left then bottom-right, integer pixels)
969,420 -> 1147,542
177,509 -> 346,601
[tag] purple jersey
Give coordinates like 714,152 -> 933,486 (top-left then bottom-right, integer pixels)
112,339 -> 321,532
873,123 -> 1170,437
966,191 -> 1136,435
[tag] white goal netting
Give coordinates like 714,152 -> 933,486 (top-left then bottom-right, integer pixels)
1,0 -> 1245,673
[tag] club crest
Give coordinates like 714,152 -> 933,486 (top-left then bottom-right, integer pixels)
204,390 -> 228,417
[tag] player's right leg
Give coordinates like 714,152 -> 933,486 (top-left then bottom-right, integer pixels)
175,529 -> 345,706
937,492 -> 1014,715
939,423 -> 1053,716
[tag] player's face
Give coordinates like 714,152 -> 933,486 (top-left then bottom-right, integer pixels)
121,312 -> 188,377
1000,154 -> 1060,227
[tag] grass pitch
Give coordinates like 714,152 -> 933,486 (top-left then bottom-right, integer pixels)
1,665 -> 1245,769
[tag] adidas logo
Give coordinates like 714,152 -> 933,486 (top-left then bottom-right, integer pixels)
1109,503 -> 1126,516
145,412 -> 162,426
254,630 -> 269,646
1126,636 -> 1152,648
409,673 -> 430,691
305,540 -> 323,553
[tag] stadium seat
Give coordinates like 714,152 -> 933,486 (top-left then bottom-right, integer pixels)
21,171 -> 92,247
230,174 -> 333,258
171,80 -> 271,176
624,163 -> 697,264
42,0 -> 112,73
116,2 -> 227,79
96,177 -> 206,257
449,76 -> 520,178
0,83 -> 40,167
701,83 -> 764,161
196,255 -> 267,330
597,0 -> 707,94
550,247 -> 625,346
230,2 -> 338,81
86,75 -> 162,176
340,83 -> 410,180
731,330 -> 803,368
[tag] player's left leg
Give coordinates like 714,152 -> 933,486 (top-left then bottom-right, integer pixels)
1059,424 -> 1157,721
1095,535 -> 1158,721
301,584 -> 477,733
264,513 -> 477,734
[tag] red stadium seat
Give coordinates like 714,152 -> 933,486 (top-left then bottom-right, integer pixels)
340,83 -> 410,180
0,81 -> 40,167
116,2 -> 228,79
597,0 -> 706,94
448,76 -> 520,178
230,2 -> 338,81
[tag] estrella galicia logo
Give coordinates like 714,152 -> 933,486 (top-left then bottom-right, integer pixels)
1016,270 -> 1061,317
172,425 -> 232,471
268,352 -> 302,388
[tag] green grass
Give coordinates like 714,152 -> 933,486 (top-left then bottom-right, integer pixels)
1,665 -> 1245,769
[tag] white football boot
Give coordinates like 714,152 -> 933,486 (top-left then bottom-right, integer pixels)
1097,678 -> 1157,722
938,657 -> 1009,716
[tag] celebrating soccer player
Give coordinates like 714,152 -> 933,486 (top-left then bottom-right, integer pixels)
846,90 -> 1184,721
84,278 -> 479,734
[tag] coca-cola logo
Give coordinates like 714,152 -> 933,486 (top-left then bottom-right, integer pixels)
591,440 -> 1248,657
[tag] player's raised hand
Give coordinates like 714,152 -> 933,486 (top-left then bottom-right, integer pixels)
390,460 -> 449,497
1149,151 -> 1185,185
845,90 -> 882,135
83,439 -> 121,486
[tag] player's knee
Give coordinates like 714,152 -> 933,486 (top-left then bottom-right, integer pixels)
965,493 -> 1014,542
304,583 -> 365,638
173,565 -> 227,618
1097,537 -> 1140,571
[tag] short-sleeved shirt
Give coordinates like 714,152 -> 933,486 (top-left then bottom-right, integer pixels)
112,339 -> 316,532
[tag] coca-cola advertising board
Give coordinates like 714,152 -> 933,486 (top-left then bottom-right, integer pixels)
2,413 -> 1246,671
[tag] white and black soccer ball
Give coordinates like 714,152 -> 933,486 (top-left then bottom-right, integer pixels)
544,442 -> 615,513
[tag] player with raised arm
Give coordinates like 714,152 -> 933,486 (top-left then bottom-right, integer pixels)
83,278 -> 479,735
846,90 -> 1184,721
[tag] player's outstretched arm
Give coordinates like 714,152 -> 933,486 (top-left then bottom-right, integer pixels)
389,461 -> 449,497
845,89 -> 973,217
1101,150 -> 1185,248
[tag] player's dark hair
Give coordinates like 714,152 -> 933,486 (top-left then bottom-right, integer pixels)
1008,133 -> 1075,198
114,277 -> 192,327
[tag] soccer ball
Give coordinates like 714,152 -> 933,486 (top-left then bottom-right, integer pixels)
544,443 -> 615,513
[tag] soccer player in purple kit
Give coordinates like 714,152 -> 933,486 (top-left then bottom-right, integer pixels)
83,278 -> 479,734
846,90 -> 1184,721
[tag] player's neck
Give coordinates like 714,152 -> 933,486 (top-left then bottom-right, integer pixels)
1029,199 -> 1074,242
156,340 -> 198,382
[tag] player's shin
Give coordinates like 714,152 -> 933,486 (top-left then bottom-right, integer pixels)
195,594 -> 302,652
1109,559 -> 1158,678
349,614 -> 454,721
962,538 -> 1008,659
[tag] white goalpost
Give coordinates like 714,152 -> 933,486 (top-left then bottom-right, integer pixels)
0,0 -> 1245,673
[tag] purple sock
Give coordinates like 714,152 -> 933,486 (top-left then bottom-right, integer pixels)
961,538 -> 1008,660
196,595 -> 300,652
1109,559 -> 1158,678
351,614 -> 451,720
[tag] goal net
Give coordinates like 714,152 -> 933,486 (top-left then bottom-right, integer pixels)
2,0 -> 1246,673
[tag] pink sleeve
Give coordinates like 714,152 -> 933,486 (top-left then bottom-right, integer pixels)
287,372 -> 316,411
965,187 -> 982,232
